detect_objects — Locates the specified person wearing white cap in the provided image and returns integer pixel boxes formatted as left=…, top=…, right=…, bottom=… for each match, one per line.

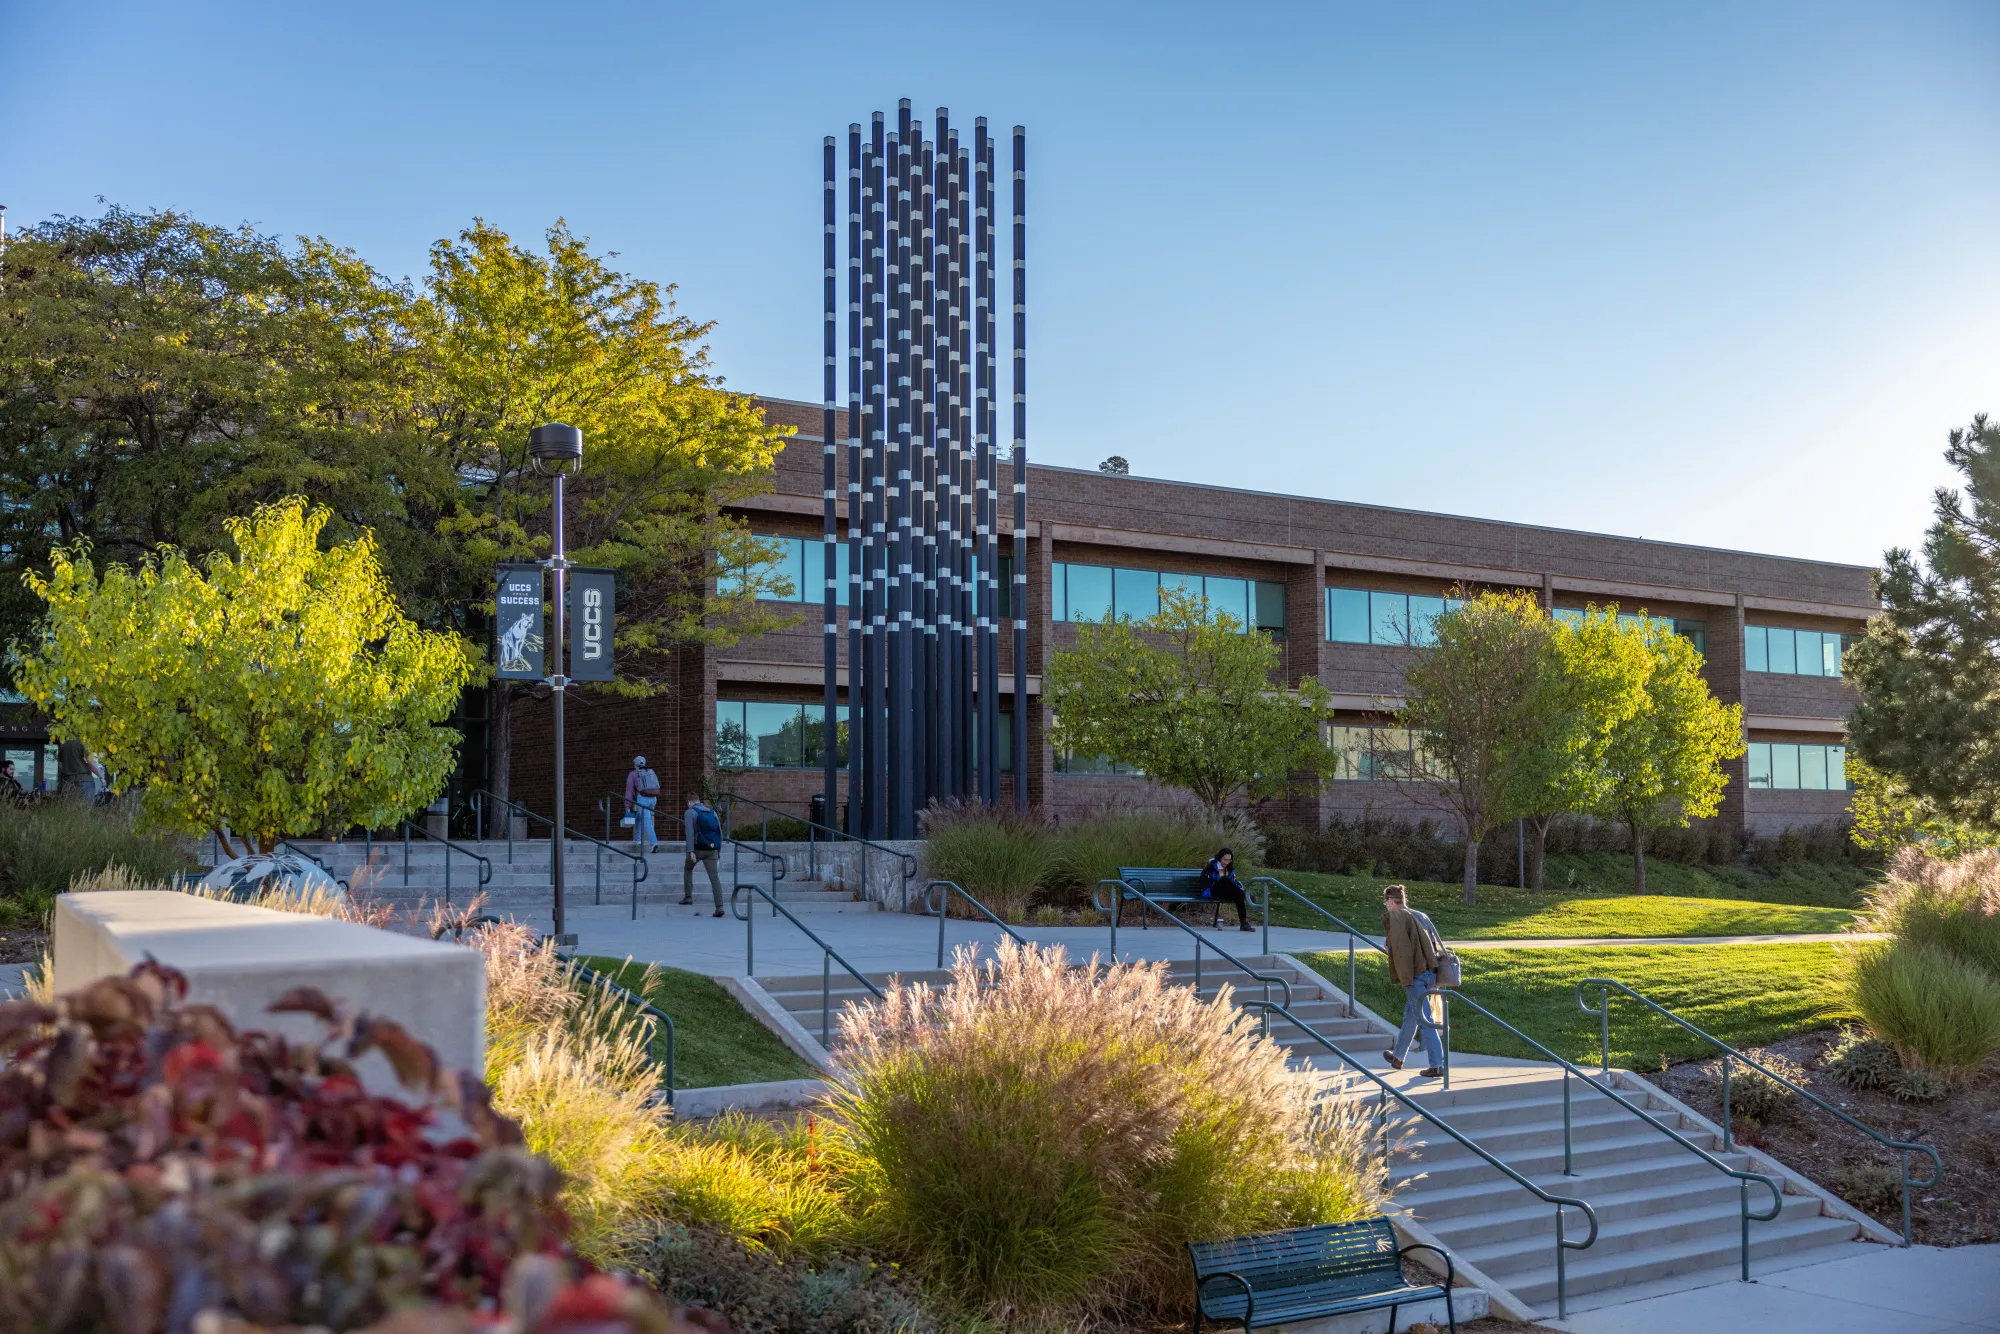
left=623, top=755, right=662, bottom=853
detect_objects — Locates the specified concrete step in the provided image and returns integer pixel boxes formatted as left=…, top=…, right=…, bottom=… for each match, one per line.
left=1461, top=1191, right=1832, bottom=1276
left=1496, top=1213, right=1860, bottom=1309
left=1411, top=1173, right=1799, bottom=1250
left=1394, top=1127, right=1751, bottom=1195
left=1397, top=1151, right=1757, bottom=1222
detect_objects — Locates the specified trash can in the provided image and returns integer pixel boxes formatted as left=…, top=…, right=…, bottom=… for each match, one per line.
left=425, top=798, right=449, bottom=840
left=809, top=794, right=828, bottom=831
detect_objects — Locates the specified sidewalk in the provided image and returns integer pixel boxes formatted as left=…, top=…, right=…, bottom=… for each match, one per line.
left=539, top=903, right=1877, bottom=977
left=1548, top=1242, right=2000, bottom=1334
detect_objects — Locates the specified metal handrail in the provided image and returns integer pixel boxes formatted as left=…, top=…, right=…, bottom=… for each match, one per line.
left=1235, top=997, right=1599, bottom=1320
left=1249, top=876, right=1393, bottom=1008
left=559, top=953, right=677, bottom=1107
left=379, top=820, right=492, bottom=910
left=469, top=789, right=649, bottom=918
left=594, top=790, right=794, bottom=915
left=730, top=881, right=884, bottom=1046
left=718, top=790, right=919, bottom=907
left=1091, top=879, right=1294, bottom=1009
left=921, top=879, right=1028, bottom=968
left=1431, top=986, right=1783, bottom=1281
left=1579, top=977, right=1942, bottom=1245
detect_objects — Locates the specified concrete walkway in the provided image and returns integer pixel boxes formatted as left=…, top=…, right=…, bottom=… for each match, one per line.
left=1548, top=1242, right=2000, bottom=1334
left=540, top=903, right=1877, bottom=976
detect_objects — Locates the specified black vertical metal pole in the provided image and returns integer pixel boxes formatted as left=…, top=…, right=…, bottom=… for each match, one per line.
left=945, top=125, right=968, bottom=799
left=821, top=136, right=840, bottom=823
left=550, top=469, right=569, bottom=935
left=846, top=124, right=863, bottom=830
left=866, top=113, right=887, bottom=839
left=891, top=107, right=915, bottom=837
left=975, top=119, right=999, bottom=805
left=957, top=139, right=977, bottom=798
left=915, top=127, right=936, bottom=816
left=1010, top=125, right=1028, bottom=810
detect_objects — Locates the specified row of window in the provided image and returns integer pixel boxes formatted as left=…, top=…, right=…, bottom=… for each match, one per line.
left=1326, top=591, right=1710, bottom=654
left=1747, top=742, right=1848, bottom=791
left=1552, top=607, right=1710, bottom=657
left=1050, top=562, right=1288, bottom=633
left=724, top=536, right=1013, bottom=616
left=715, top=700, right=1012, bottom=771
left=1325, top=725, right=1437, bottom=782
left=1747, top=626, right=1855, bottom=678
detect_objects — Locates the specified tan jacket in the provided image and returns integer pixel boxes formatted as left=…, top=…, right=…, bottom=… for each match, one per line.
left=1383, top=904, right=1440, bottom=987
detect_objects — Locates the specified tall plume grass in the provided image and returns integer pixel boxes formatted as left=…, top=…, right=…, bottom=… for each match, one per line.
left=824, top=939, right=1385, bottom=1326
left=1829, top=846, right=2000, bottom=1076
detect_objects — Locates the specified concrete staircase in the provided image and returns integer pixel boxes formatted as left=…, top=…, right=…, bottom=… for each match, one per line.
left=202, top=837, right=876, bottom=917
left=1382, top=1067, right=1863, bottom=1315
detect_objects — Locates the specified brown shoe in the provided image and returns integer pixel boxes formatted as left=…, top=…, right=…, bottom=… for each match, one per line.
left=712, top=908, right=725, bottom=918
left=1419, top=1068, right=1444, bottom=1079
left=1382, top=1052, right=1404, bottom=1070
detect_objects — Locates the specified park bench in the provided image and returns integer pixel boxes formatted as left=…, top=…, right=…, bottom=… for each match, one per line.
left=1102, top=866, right=1228, bottom=927
left=1189, top=1216, right=1456, bottom=1334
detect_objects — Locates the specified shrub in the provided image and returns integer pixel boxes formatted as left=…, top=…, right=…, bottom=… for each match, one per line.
left=823, top=940, right=1384, bottom=1326
left=919, top=802, right=1055, bottom=917
left=1837, top=1161, right=1907, bottom=1213
left=1823, top=1029, right=1901, bottom=1089
left=0, top=961, right=595, bottom=1330
left=1890, top=1066, right=1949, bottom=1103
left=1830, top=940, right=2000, bottom=1075
left=646, top=1222, right=944, bottom=1334
left=1729, top=1050, right=1808, bottom=1125
left=1860, top=847, right=2000, bottom=980
left=1043, top=806, right=1234, bottom=902
left=0, top=797, right=194, bottom=919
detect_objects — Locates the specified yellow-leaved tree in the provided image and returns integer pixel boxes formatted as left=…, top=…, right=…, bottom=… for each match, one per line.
left=15, top=498, right=474, bottom=855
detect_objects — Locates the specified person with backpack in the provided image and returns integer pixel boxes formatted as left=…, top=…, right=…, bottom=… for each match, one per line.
left=682, top=793, right=725, bottom=916
left=1380, top=883, right=1446, bottom=1078
left=623, top=756, right=663, bottom=853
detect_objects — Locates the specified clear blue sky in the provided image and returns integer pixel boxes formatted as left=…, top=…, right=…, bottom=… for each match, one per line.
left=6, top=1, right=1996, bottom=570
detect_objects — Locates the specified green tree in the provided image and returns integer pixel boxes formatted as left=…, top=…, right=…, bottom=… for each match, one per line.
left=1045, top=586, right=1333, bottom=820
left=1397, top=590, right=1560, bottom=906
left=1595, top=621, right=1745, bottom=893
left=13, top=499, right=474, bottom=854
left=1845, top=756, right=1990, bottom=856
left=1845, top=415, right=2000, bottom=828
left=1512, top=608, right=1653, bottom=891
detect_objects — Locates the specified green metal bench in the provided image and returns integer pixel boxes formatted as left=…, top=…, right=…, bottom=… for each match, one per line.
left=1108, top=865, right=1226, bottom=927
left=1188, top=1217, right=1456, bottom=1334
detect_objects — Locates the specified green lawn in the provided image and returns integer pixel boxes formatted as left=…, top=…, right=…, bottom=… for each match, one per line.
left=1255, top=860, right=1864, bottom=941
left=580, top=956, right=817, bottom=1090
left=1302, top=941, right=1842, bottom=1070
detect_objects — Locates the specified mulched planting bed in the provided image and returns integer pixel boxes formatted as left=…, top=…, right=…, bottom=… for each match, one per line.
left=1643, top=1028, right=2000, bottom=1245
left=0, top=926, right=47, bottom=964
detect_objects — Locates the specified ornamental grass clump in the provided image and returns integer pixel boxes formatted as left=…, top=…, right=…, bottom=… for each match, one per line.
left=1830, top=939, right=2000, bottom=1076
left=1860, top=847, right=2000, bottom=980
left=919, top=802, right=1055, bottom=918
left=823, top=940, right=1384, bottom=1327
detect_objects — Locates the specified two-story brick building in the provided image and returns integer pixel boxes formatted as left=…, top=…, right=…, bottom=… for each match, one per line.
left=505, top=396, right=1874, bottom=839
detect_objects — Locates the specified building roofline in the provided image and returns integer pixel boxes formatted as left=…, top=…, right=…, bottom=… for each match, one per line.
left=751, top=394, right=1875, bottom=575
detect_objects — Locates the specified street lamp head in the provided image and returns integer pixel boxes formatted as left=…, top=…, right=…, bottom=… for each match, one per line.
left=529, top=423, right=583, bottom=472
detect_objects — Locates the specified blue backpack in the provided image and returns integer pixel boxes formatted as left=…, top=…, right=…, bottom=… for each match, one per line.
left=691, top=805, right=722, bottom=851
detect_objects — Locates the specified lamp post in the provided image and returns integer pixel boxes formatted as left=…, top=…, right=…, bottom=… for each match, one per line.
left=531, top=422, right=583, bottom=944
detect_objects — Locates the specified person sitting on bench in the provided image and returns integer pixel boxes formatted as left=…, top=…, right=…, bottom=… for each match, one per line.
left=1200, top=847, right=1254, bottom=932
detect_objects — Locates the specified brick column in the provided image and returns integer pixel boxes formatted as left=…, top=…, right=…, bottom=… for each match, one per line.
left=1711, top=593, right=1750, bottom=843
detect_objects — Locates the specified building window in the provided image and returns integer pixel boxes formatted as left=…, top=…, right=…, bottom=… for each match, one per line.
left=1051, top=561, right=1285, bottom=634
left=723, top=535, right=1011, bottom=615
left=1324, top=724, right=1441, bottom=781
left=1746, top=625, right=1854, bottom=677
left=1549, top=607, right=1708, bottom=657
left=1327, top=588, right=1465, bottom=647
left=716, top=701, right=849, bottom=769
left=1745, top=741, right=1847, bottom=791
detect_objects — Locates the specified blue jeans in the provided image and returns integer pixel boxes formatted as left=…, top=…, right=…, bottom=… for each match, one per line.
left=1393, top=969, right=1445, bottom=1068
left=631, top=795, right=657, bottom=848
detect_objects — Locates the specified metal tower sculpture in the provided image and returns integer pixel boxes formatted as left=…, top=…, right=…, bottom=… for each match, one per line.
left=821, top=102, right=1027, bottom=840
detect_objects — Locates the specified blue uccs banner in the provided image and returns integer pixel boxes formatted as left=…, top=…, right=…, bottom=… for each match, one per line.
left=568, top=568, right=616, bottom=682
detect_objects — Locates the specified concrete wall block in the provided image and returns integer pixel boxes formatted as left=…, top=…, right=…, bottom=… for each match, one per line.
left=53, top=891, right=485, bottom=1098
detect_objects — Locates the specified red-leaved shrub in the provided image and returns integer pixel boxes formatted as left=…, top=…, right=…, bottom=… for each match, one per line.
left=0, top=961, right=694, bottom=1333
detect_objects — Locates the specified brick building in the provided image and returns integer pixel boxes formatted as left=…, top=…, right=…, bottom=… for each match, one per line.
left=506, top=396, right=1874, bottom=840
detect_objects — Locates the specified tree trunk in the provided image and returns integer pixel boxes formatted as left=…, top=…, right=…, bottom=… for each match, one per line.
left=489, top=683, right=512, bottom=839
left=1462, top=836, right=1480, bottom=906
left=1630, top=821, right=1647, bottom=894
left=1528, top=814, right=1552, bottom=893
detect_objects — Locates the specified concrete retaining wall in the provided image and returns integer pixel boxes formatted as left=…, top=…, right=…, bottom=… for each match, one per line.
left=53, top=891, right=485, bottom=1097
